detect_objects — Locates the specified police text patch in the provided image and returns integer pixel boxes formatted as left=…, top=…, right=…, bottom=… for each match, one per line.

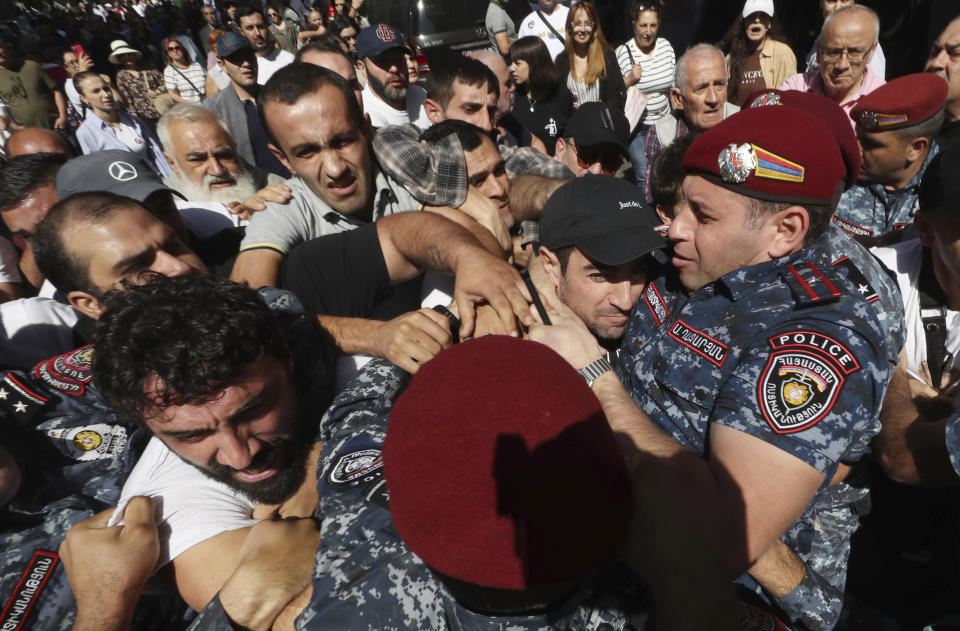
left=668, top=320, right=728, bottom=366
left=758, top=332, right=860, bottom=434
left=0, top=550, right=58, bottom=631
left=643, top=284, right=669, bottom=325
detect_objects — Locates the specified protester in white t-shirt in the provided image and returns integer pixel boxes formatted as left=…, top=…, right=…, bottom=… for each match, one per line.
left=517, top=0, right=570, bottom=60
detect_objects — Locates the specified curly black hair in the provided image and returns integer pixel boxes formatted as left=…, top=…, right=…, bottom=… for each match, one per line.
left=93, top=274, right=289, bottom=425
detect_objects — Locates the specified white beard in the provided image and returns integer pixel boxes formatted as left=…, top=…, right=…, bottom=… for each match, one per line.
left=165, top=168, right=259, bottom=206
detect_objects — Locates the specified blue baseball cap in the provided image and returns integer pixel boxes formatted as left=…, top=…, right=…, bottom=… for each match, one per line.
left=356, top=24, right=411, bottom=60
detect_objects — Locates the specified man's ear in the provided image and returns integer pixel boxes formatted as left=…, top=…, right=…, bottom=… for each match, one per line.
left=268, top=142, right=295, bottom=176
left=668, top=87, right=683, bottom=111
left=68, top=290, right=104, bottom=320
left=423, top=98, right=444, bottom=125
left=554, top=136, right=566, bottom=158
left=766, top=205, right=809, bottom=259
left=539, top=246, right=562, bottom=289
left=163, top=151, right=179, bottom=174
left=906, top=136, right=931, bottom=164
left=356, top=59, right=367, bottom=82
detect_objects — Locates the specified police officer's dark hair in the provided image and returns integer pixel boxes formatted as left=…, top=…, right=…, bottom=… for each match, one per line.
left=235, top=2, right=265, bottom=23
left=33, top=192, right=144, bottom=296
left=747, top=198, right=833, bottom=245
left=0, top=152, right=68, bottom=214
left=258, top=62, right=364, bottom=148
left=425, top=55, right=498, bottom=111
left=293, top=37, right=350, bottom=62
left=893, top=107, right=945, bottom=145
left=650, top=133, right=694, bottom=218
left=421, top=119, right=488, bottom=153
left=93, top=274, right=289, bottom=425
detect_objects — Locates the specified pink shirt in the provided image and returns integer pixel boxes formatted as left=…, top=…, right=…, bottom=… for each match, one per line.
left=779, top=67, right=885, bottom=131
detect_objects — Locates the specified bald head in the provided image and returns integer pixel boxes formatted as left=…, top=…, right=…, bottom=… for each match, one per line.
left=816, top=5, right=879, bottom=102
left=6, top=128, right=73, bottom=159
left=470, top=49, right=512, bottom=121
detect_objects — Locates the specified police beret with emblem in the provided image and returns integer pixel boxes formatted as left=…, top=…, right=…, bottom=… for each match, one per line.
left=384, top=336, right=631, bottom=591
left=851, top=73, right=947, bottom=133
left=744, top=88, right=860, bottom=189
left=682, top=104, right=846, bottom=205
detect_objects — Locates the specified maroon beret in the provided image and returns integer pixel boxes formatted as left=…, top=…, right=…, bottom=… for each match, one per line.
left=682, top=104, right=846, bottom=205
left=744, top=88, right=860, bottom=189
left=851, top=73, right=948, bottom=133
left=384, top=336, right=631, bottom=591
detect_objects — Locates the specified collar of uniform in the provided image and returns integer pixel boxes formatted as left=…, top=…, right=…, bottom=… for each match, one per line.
left=714, top=244, right=822, bottom=302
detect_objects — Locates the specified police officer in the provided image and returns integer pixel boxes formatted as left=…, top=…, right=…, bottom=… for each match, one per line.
left=530, top=102, right=905, bottom=631
left=833, top=73, right=947, bottom=243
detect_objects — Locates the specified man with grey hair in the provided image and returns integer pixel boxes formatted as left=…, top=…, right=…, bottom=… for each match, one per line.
left=158, top=104, right=289, bottom=214
left=639, top=43, right=738, bottom=201
left=781, top=4, right=885, bottom=128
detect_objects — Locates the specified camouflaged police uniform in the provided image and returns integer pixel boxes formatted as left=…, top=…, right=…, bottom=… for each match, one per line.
left=831, top=147, right=939, bottom=240
left=0, top=287, right=329, bottom=631
left=618, top=224, right=905, bottom=631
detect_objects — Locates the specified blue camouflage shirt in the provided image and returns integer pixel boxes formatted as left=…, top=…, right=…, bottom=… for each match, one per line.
left=617, top=224, right=905, bottom=630
left=832, top=145, right=939, bottom=239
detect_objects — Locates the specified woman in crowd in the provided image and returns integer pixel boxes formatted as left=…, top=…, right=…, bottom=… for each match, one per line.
left=162, top=37, right=206, bottom=104
left=509, top=36, right=573, bottom=156
left=555, top=1, right=624, bottom=109
left=328, top=14, right=359, bottom=56
left=723, top=0, right=796, bottom=106
left=74, top=71, right=171, bottom=178
left=110, top=39, right=167, bottom=131
left=267, top=1, right=300, bottom=54
left=62, top=48, right=94, bottom=128
left=205, top=30, right=231, bottom=98
left=299, top=8, right=326, bottom=45
left=616, top=0, right=675, bottom=191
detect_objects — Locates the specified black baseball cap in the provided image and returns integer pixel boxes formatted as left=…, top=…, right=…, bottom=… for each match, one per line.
left=56, top=150, right=185, bottom=202
left=919, top=143, right=960, bottom=214
left=540, top=174, right=667, bottom=266
left=563, top=102, right=630, bottom=157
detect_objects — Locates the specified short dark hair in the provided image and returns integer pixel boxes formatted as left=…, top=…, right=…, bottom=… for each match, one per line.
left=894, top=107, right=945, bottom=145
left=549, top=245, right=575, bottom=275
left=650, top=133, right=694, bottom=215
left=259, top=62, right=364, bottom=147
left=509, top=36, right=560, bottom=102
left=294, top=37, right=350, bottom=62
left=236, top=2, right=265, bottom=22
left=421, top=119, right=489, bottom=152
left=93, top=275, right=289, bottom=426
left=425, top=55, right=498, bottom=111
left=32, top=192, right=142, bottom=295
left=747, top=197, right=834, bottom=245
left=0, top=152, right=67, bottom=214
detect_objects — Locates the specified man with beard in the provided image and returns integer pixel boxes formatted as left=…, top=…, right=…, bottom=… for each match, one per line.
left=355, top=24, right=417, bottom=128
left=236, top=2, right=294, bottom=85
left=158, top=103, right=291, bottom=212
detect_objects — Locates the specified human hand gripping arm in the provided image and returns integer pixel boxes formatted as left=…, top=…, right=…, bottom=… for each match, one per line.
left=60, top=497, right=160, bottom=631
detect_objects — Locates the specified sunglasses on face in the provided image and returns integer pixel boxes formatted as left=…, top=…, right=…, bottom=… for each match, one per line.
left=167, top=46, right=183, bottom=51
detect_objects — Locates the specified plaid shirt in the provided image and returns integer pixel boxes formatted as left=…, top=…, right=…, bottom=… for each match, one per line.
left=372, top=123, right=572, bottom=208
left=642, top=114, right=688, bottom=203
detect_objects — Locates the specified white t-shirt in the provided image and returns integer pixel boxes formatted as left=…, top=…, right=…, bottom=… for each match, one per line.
left=113, top=120, right=149, bottom=155
left=362, top=84, right=412, bottom=128
left=257, top=47, right=295, bottom=85
left=64, top=77, right=84, bottom=116
left=110, top=437, right=257, bottom=569
left=517, top=5, right=570, bottom=60
left=0, top=297, right=79, bottom=370
left=0, top=236, right=21, bottom=284
left=873, top=238, right=960, bottom=384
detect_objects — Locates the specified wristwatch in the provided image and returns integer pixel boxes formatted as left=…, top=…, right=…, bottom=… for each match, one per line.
left=577, top=357, right=613, bottom=387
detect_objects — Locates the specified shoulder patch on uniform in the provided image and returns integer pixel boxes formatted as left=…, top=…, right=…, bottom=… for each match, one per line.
left=643, top=283, right=669, bottom=325
left=832, top=216, right=874, bottom=237
left=329, top=448, right=383, bottom=487
left=32, top=345, right=94, bottom=397
left=758, top=331, right=860, bottom=434
left=0, top=549, right=59, bottom=631
left=0, top=374, right=51, bottom=423
left=667, top=319, right=728, bottom=366
left=46, top=423, right=129, bottom=461
left=832, top=256, right=880, bottom=303
left=781, top=261, right=841, bottom=307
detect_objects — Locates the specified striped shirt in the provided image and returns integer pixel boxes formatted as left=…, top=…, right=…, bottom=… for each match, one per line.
left=615, top=37, right=676, bottom=125
left=164, top=62, right=206, bottom=102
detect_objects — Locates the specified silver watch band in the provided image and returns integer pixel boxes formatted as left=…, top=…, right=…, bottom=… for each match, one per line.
left=577, top=357, right=613, bottom=387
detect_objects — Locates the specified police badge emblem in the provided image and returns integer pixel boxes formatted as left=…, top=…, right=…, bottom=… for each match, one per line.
left=717, top=143, right=756, bottom=184
left=749, top=91, right=781, bottom=108
left=857, top=110, right=879, bottom=130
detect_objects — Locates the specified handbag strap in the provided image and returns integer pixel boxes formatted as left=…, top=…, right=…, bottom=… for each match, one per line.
left=626, top=41, right=636, bottom=65
left=171, top=64, right=204, bottom=102
left=537, top=10, right=565, bottom=44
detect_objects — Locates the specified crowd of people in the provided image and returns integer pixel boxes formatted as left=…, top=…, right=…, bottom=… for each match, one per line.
left=0, top=0, right=959, bottom=629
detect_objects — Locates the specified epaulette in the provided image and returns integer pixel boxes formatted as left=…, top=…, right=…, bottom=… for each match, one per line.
left=0, top=372, right=53, bottom=426
left=781, top=261, right=841, bottom=308
left=31, top=344, right=95, bottom=398
left=832, top=256, right=880, bottom=304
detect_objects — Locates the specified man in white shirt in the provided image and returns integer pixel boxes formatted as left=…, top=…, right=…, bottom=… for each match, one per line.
left=355, top=23, right=419, bottom=128
left=236, top=3, right=294, bottom=84
left=517, top=0, right=570, bottom=60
